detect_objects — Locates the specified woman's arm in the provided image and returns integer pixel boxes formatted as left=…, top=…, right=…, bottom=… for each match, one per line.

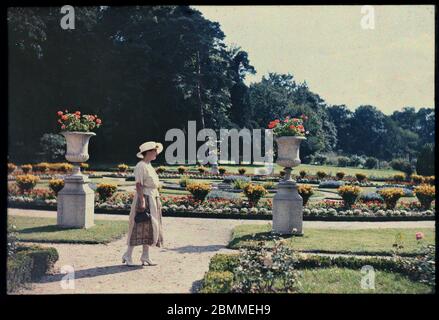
left=136, top=182, right=145, bottom=210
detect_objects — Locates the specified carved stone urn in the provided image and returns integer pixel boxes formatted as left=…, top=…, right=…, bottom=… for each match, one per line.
left=57, top=131, right=96, bottom=229
left=272, top=135, right=306, bottom=235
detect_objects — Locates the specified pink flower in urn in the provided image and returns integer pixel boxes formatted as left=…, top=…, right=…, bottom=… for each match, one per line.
left=415, top=232, right=424, bottom=241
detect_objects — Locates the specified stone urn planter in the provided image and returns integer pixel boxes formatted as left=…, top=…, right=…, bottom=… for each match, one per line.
left=272, top=135, right=306, bottom=235
left=61, top=131, right=95, bottom=173
left=57, top=131, right=96, bottom=229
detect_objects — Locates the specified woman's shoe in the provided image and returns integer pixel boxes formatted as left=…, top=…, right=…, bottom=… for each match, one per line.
left=140, top=257, right=157, bottom=266
left=140, top=251, right=157, bottom=266
left=122, top=253, right=136, bottom=266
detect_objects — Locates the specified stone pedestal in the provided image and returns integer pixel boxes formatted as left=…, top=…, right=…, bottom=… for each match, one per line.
left=272, top=180, right=303, bottom=235
left=57, top=166, right=94, bottom=229
left=272, top=167, right=303, bottom=235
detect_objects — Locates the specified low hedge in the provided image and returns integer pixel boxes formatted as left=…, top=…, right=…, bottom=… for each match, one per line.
left=7, top=201, right=435, bottom=221
left=7, top=245, right=59, bottom=293
left=200, top=252, right=434, bottom=293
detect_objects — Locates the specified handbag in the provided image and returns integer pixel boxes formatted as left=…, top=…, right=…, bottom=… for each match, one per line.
left=134, top=194, right=151, bottom=223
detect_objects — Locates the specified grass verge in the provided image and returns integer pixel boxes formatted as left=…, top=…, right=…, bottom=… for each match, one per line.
left=228, top=224, right=435, bottom=256
left=9, top=216, right=128, bottom=244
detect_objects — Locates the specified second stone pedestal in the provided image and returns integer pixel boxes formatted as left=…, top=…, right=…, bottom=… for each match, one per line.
left=272, top=180, right=303, bottom=236
left=57, top=169, right=95, bottom=229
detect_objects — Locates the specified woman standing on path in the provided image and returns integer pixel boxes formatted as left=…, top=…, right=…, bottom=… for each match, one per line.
left=122, top=141, right=164, bottom=266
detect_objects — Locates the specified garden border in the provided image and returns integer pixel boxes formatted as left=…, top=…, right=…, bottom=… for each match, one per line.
left=8, top=202, right=435, bottom=221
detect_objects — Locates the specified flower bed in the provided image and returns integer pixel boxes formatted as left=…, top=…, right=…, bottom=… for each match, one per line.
left=8, top=190, right=435, bottom=221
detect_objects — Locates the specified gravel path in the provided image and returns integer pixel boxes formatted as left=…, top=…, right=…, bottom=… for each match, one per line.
left=8, top=209, right=434, bottom=294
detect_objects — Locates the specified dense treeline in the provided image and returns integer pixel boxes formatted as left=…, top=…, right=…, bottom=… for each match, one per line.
left=8, top=6, right=435, bottom=165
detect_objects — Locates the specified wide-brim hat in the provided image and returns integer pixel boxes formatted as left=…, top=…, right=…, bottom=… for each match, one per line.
left=136, top=141, right=163, bottom=159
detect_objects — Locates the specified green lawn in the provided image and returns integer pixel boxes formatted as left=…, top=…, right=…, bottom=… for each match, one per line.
left=228, top=224, right=435, bottom=256
left=9, top=216, right=128, bottom=244
left=297, top=267, right=431, bottom=293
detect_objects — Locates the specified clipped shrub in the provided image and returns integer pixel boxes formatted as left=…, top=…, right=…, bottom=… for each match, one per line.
left=364, top=157, right=378, bottom=169
left=279, top=170, right=285, bottom=177
left=316, top=171, right=327, bottom=180
left=8, top=163, right=17, bottom=174
left=177, top=166, right=187, bottom=174
left=7, top=245, right=58, bottom=293
left=33, top=162, right=49, bottom=173
left=355, top=173, right=367, bottom=182
left=414, top=184, right=435, bottom=210
left=416, top=143, right=434, bottom=176
left=393, top=173, right=405, bottom=182
left=186, top=182, right=211, bottom=202
left=15, top=175, right=39, bottom=193
left=117, top=163, right=129, bottom=173
left=319, top=180, right=344, bottom=189
left=21, top=164, right=32, bottom=174
left=48, top=179, right=65, bottom=195
left=410, top=174, right=425, bottom=185
left=338, top=185, right=361, bottom=208
left=197, top=166, right=207, bottom=174
left=7, top=251, right=32, bottom=293
left=243, top=184, right=267, bottom=207
left=156, top=166, right=166, bottom=174
left=238, top=168, right=247, bottom=175
left=299, top=170, right=307, bottom=178
left=96, top=183, right=118, bottom=201
left=336, top=172, right=345, bottom=180
left=297, top=185, right=314, bottom=206
left=179, top=175, right=191, bottom=188
left=337, top=156, right=350, bottom=167
left=200, top=271, right=234, bottom=293
left=377, top=188, right=405, bottom=209
left=208, top=253, right=239, bottom=272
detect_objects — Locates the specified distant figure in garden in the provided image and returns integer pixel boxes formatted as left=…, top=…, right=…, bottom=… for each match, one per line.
left=122, top=141, right=164, bottom=266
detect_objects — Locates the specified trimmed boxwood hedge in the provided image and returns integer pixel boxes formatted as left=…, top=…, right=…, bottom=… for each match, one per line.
left=7, top=201, right=435, bottom=221
left=200, top=253, right=433, bottom=293
left=7, top=245, right=59, bottom=293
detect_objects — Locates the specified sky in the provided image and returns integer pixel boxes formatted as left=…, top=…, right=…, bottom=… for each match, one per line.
left=192, top=5, right=435, bottom=115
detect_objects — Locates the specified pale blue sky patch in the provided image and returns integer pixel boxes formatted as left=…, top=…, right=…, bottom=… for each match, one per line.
left=192, top=5, right=434, bottom=114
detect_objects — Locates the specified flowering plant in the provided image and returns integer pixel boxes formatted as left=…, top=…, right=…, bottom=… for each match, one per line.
left=96, top=183, right=118, bottom=202
left=268, top=115, right=308, bottom=137
left=414, top=184, right=435, bottom=210
left=297, top=185, right=314, bottom=206
left=378, top=187, right=405, bottom=210
left=186, top=182, right=212, bottom=202
left=15, top=174, right=40, bottom=193
left=243, top=183, right=267, bottom=207
left=57, top=110, right=102, bottom=132
left=337, top=185, right=362, bottom=208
